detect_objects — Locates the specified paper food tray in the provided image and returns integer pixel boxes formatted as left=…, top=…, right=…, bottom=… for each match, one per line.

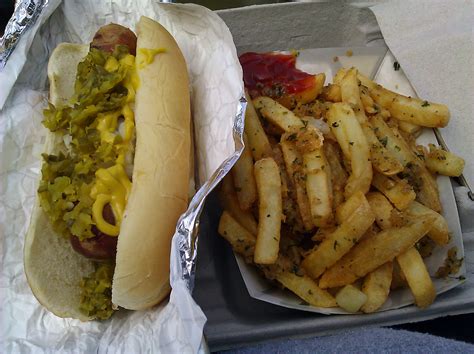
left=234, top=47, right=465, bottom=315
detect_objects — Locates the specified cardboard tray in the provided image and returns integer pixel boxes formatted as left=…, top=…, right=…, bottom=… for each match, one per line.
left=192, top=2, right=474, bottom=351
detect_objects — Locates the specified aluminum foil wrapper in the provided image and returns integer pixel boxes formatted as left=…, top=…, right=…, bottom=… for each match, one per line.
left=0, top=0, right=46, bottom=70
left=0, top=1, right=245, bottom=352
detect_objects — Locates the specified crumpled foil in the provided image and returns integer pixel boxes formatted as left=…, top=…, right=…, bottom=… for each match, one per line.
left=0, top=0, right=47, bottom=70
left=0, top=1, right=245, bottom=352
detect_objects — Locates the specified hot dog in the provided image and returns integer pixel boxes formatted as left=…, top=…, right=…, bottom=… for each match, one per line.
left=24, top=16, right=191, bottom=320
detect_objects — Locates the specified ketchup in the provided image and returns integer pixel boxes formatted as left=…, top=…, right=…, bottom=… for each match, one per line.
left=239, top=52, right=315, bottom=99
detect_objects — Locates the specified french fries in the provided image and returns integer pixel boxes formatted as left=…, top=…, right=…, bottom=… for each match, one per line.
left=323, top=141, right=347, bottom=210
left=280, top=137, right=314, bottom=230
left=275, top=271, right=337, bottom=308
left=244, top=91, right=273, bottom=160
left=232, top=133, right=257, bottom=210
left=424, top=144, right=465, bottom=177
left=302, top=192, right=374, bottom=279
left=335, top=190, right=367, bottom=224
left=371, top=172, right=416, bottom=210
left=218, top=62, right=464, bottom=313
left=335, top=284, right=368, bottom=313
left=358, top=72, right=450, bottom=128
left=369, top=85, right=450, bottom=128
left=366, top=192, right=394, bottom=230
left=219, top=175, right=258, bottom=235
left=339, top=68, right=367, bottom=124
left=321, top=84, right=341, bottom=102
left=361, top=262, right=393, bottom=313
left=253, top=96, right=305, bottom=132
left=327, top=103, right=372, bottom=198
left=319, top=215, right=435, bottom=288
left=396, top=247, right=436, bottom=308
left=366, top=193, right=437, bottom=307
left=303, top=145, right=333, bottom=227
left=218, top=211, right=255, bottom=262
left=339, top=68, right=404, bottom=176
left=254, top=158, right=282, bottom=264
left=406, top=201, right=449, bottom=245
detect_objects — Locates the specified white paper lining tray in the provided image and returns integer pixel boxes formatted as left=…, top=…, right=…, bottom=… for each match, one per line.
left=191, top=3, right=474, bottom=350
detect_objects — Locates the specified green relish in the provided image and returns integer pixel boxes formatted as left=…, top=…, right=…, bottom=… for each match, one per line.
left=79, top=263, right=115, bottom=320
left=39, top=45, right=136, bottom=320
left=39, top=46, right=131, bottom=241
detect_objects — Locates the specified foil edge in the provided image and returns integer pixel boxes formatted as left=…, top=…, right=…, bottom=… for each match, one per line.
left=0, top=0, right=47, bottom=70
left=174, top=95, right=247, bottom=291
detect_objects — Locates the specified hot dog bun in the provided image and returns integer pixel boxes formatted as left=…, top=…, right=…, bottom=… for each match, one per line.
left=112, top=17, right=190, bottom=310
left=24, top=16, right=191, bottom=318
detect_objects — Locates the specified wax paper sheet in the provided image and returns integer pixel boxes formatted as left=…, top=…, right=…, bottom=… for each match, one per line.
left=235, top=47, right=466, bottom=315
left=0, top=1, right=244, bottom=352
left=370, top=0, right=473, bottom=193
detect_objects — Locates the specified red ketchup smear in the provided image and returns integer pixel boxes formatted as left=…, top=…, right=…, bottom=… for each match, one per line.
left=239, top=52, right=315, bottom=98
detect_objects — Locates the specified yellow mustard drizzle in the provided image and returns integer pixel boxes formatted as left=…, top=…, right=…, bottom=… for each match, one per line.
left=90, top=164, right=131, bottom=235
left=136, top=48, right=166, bottom=70
left=91, top=52, right=139, bottom=235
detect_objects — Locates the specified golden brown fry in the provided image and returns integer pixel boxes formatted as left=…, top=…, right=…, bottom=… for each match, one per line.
left=273, top=144, right=305, bottom=231
left=293, top=100, right=327, bottom=120
left=253, top=96, right=305, bottom=132
left=311, top=226, right=337, bottom=242
left=302, top=193, right=374, bottom=279
left=276, top=73, right=326, bottom=109
left=339, top=69, right=403, bottom=176
left=370, top=115, right=441, bottom=211
left=369, top=84, right=450, bottom=128
left=370, top=114, right=413, bottom=166
left=372, top=172, right=416, bottom=210
left=366, top=192, right=394, bottom=230
left=254, top=158, right=282, bottom=264
left=409, top=162, right=441, bottom=213
left=232, top=133, right=258, bottom=210
left=244, top=91, right=273, bottom=160
left=303, top=145, right=333, bottom=227
left=406, top=201, right=449, bottom=245
left=312, top=73, right=326, bottom=100
left=219, top=175, right=258, bottom=235
left=321, top=84, right=342, bottom=102
left=294, top=125, right=324, bottom=154
left=398, top=120, right=422, bottom=136
left=363, top=124, right=404, bottom=176
left=397, top=247, right=436, bottom=308
left=339, top=67, right=367, bottom=124
left=218, top=211, right=256, bottom=261
left=357, top=72, right=449, bottom=128
left=323, top=141, right=347, bottom=210
left=391, top=261, right=408, bottom=290
left=334, top=67, right=349, bottom=85
left=361, top=262, right=393, bottom=313
left=327, top=103, right=372, bottom=198
left=335, top=284, right=368, bottom=313
left=359, top=85, right=378, bottom=115
left=424, top=144, right=465, bottom=177
left=335, top=191, right=366, bottom=225
left=319, top=215, right=435, bottom=288
left=275, top=271, right=337, bottom=308
left=280, top=137, right=314, bottom=231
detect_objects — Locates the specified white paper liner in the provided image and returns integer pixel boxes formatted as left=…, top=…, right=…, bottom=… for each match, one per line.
left=0, top=1, right=244, bottom=352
